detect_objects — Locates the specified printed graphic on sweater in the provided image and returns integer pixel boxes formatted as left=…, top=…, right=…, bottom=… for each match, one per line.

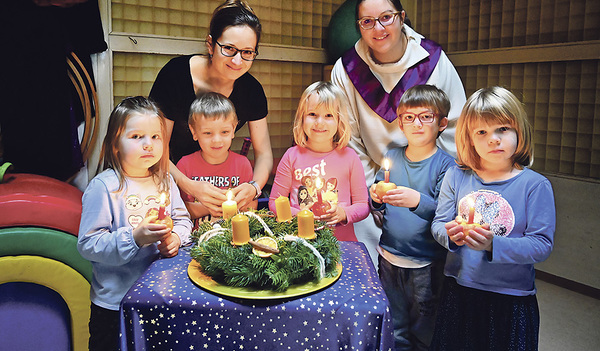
left=458, top=190, right=515, bottom=237
left=294, top=160, right=338, bottom=210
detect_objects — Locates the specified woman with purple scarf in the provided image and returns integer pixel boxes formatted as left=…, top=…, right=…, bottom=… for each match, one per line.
left=331, top=0, right=466, bottom=266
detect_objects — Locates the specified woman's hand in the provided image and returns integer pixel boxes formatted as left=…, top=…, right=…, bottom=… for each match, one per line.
left=315, top=203, right=347, bottom=226
left=132, top=216, right=171, bottom=247
left=231, top=182, right=258, bottom=210
left=170, top=161, right=227, bottom=217
left=381, top=186, right=420, bottom=208
left=157, top=232, right=181, bottom=258
left=187, top=180, right=227, bottom=216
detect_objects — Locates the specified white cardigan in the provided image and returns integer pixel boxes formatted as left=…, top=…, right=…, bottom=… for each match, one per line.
left=331, top=24, right=466, bottom=184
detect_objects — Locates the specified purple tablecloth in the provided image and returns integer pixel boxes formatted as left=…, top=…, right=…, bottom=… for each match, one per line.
left=120, top=241, right=393, bottom=350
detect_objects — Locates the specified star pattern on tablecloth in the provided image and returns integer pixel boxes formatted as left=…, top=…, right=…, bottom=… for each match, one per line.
left=120, top=243, right=394, bottom=351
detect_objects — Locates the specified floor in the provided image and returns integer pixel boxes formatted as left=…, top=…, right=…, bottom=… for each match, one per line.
left=536, top=279, right=600, bottom=350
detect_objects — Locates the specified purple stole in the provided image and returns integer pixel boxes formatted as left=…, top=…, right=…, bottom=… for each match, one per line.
left=341, top=39, right=442, bottom=123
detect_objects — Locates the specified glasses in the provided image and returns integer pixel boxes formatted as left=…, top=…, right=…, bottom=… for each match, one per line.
left=357, top=11, right=401, bottom=30
left=399, top=111, right=438, bottom=124
left=215, top=41, right=258, bottom=61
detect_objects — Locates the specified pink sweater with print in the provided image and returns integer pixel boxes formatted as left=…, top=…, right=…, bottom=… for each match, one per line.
left=269, top=146, right=369, bottom=241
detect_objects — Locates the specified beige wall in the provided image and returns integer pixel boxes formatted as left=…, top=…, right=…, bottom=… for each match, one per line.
left=96, top=0, right=600, bottom=290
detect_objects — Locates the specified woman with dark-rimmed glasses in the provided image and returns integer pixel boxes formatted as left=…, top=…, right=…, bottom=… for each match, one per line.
left=150, top=0, right=272, bottom=216
left=330, top=1, right=466, bottom=349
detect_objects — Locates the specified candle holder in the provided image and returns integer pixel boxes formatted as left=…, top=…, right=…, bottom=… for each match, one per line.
left=375, top=158, right=397, bottom=198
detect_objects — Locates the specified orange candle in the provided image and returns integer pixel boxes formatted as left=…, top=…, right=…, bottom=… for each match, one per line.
left=222, top=189, right=238, bottom=219
left=297, top=209, right=315, bottom=239
left=383, top=158, right=390, bottom=183
left=158, top=193, right=167, bottom=220
left=275, top=196, right=292, bottom=222
left=231, top=213, right=250, bottom=245
left=467, top=198, right=475, bottom=224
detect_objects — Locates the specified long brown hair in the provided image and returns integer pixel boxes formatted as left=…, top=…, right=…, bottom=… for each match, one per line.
left=100, top=96, right=170, bottom=192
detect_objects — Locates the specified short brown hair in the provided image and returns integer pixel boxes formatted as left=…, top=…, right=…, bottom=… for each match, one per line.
left=456, top=86, right=533, bottom=171
left=188, top=91, right=238, bottom=128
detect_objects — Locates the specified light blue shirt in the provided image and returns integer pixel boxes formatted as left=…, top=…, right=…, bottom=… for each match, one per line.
left=78, top=169, right=192, bottom=310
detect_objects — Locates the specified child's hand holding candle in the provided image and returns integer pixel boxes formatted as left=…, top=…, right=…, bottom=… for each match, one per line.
left=375, top=158, right=397, bottom=198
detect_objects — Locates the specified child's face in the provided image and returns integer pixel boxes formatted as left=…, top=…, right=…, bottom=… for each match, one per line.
left=118, top=113, right=163, bottom=177
left=303, top=94, right=338, bottom=150
left=470, top=120, right=518, bottom=169
left=398, top=106, right=447, bottom=148
left=189, top=114, right=236, bottom=164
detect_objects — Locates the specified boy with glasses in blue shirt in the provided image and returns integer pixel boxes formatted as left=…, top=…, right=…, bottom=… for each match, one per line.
left=369, top=84, right=455, bottom=351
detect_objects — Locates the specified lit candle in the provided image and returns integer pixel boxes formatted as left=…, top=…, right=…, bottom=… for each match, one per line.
left=275, top=196, right=292, bottom=222
left=467, top=197, right=475, bottom=224
left=158, top=193, right=167, bottom=220
left=315, top=177, right=324, bottom=203
left=222, top=189, right=238, bottom=219
left=231, top=213, right=250, bottom=245
left=383, top=158, right=390, bottom=183
left=297, top=209, right=315, bottom=239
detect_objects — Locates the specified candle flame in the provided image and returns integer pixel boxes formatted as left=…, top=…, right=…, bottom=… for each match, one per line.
left=467, top=197, right=475, bottom=208
left=315, top=177, right=323, bottom=190
left=383, top=158, right=390, bottom=171
left=226, top=189, right=234, bottom=201
left=159, top=192, right=166, bottom=205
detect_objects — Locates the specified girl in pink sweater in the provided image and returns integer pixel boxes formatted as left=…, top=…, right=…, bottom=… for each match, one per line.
left=269, top=81, right=369, bottom=241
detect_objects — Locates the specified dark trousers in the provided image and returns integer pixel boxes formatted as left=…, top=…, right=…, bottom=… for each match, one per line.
left=379, top=256, right=445, bottom=351
left=89, top=303, right=120, bottom=351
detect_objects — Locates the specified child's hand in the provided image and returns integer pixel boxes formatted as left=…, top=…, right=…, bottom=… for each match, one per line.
left=382, top=186, right=420, bottom=208
left=463, top=224, right=493, bottom=252
left=157, top=232, right=181, bottom=258
left=445, top=219, right=467, bottom=246
left=369, top=184, right=383, bottom=203
left=132, top=215, right=171, bottom=247
left=316, top=203, right=347, bottom=226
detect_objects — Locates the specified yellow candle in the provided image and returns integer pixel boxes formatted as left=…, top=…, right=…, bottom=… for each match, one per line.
left=275, top=196, right=292, bottom=222
left=231, top=213, right=250, bottom=245
left=222, top=190, right=237, bottom=219
left=297, top=209, right=315, bottom=239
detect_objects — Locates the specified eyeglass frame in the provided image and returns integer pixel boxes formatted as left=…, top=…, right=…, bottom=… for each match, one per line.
left=214, top=41, right=258, bottom=61
left=399, top=111, right=439, bottom=124
left=356, top=11, right=401, bottom=30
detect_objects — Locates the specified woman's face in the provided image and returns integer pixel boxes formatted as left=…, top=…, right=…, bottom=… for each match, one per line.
left=357, top=0, right=405, bottom=63
left=208, top=25, right=257, bottom=81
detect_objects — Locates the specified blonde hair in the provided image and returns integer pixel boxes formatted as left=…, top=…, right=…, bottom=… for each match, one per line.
left=456, top=86, right=533, bottom=171
left=292, top=81, right=351, bottom=150
left=100, top=96, right=170, bottom=192
left=189, top=91, right=238, bottom=128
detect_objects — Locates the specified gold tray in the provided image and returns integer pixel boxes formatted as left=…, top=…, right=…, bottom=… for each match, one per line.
left=187, top=259, right=342, bottom=300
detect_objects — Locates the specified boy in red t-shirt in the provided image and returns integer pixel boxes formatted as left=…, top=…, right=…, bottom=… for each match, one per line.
left=176, top=92, right=256, bottom=220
